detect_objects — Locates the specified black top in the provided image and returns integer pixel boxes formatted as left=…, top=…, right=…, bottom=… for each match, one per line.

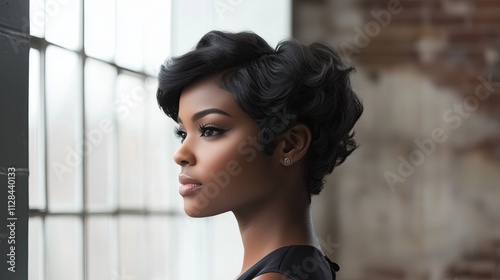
left=237, top=245, right=339, bottom=280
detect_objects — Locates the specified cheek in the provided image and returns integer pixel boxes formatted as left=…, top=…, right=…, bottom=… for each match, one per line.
left=189, top=136, right=277, bottom=216
left=198, top=130, right=251, bottom=171
left=198, top=134, right=272, bottom=191
left=200, top=140, right=242, bottom=172
left=205, top=144, right=274, bottom=192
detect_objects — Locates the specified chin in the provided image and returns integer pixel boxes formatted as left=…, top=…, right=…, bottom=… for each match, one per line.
left=183, top=198, right=225, bottom=218
left=184, top=207, right=207, bottom=217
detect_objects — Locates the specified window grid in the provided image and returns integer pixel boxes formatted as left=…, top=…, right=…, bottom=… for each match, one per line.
left=28, top=1, right=290, bottom=278
left=28, top=1, right=179, bottom=279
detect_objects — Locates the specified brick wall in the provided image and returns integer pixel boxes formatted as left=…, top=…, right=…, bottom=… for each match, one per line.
left=295, top=1, right=500, bottom=279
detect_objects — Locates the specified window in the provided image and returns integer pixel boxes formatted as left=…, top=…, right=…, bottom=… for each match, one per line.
left=28, top=1, right=177, bottom=279
left=29, top=0, right=290, bottom=279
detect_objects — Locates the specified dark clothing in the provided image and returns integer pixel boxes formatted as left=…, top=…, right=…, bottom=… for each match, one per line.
left=237, top=245, right=339, bottom=280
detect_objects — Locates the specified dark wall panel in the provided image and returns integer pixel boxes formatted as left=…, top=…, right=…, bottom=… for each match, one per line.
left=0, top=1, right=30, bottom=279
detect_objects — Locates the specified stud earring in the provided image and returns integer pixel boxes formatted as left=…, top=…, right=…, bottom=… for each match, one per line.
left=283, top=158, right=291, bottom=166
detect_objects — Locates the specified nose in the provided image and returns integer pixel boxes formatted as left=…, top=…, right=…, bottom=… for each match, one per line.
left=173, top=141, right=196, bottom=166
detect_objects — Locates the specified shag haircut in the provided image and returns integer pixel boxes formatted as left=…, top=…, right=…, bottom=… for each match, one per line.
left=157, top=30, right=363, bottom=196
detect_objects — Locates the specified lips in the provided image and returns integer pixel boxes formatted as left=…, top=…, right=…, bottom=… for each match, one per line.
left=179, top=174, right=202, bottom=185
left=178, top=174, right=203, bottom=196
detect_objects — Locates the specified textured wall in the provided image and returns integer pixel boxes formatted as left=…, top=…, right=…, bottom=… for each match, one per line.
left=298, top=1, right=500, bottom=279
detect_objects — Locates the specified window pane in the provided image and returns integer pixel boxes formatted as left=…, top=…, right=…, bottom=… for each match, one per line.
left=30, top=0, right=45, bottom=37
left=45, top=0, right=81, bottom=50
left=46, top=217, right=83, bottom=280
left=46, top=46, right=82, bottom=212
left=85, top=59, right=117, bottom=211
left=116, top=0, right=143, bottom=71
left=29, top=48, right=46, bottom=210
left=211, top=214, right=243, bottom=279
left=87, top=216, right=116, bottom=280
left=177, top=218, right=210, bottom=279
left=116, top=74, right=146, bottom=209
left=28, top=217, right=44, bottom=280
left=144, top=78, right=174, bottom=210
left=84, top=0, right=115, bottom=61
left=143, top=0, right=171, bottom=76
left=146, top=216, right=172, bottom=279
left=118, top=216, right=145, bottom=279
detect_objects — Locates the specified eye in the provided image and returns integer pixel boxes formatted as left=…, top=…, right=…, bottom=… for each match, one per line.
left=173, top=127, right=186, bottom=142
left=198, top=124, right=227, bottom=138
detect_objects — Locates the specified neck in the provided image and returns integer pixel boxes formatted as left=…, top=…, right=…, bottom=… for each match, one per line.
left=233, top=190, right=320, bottom=275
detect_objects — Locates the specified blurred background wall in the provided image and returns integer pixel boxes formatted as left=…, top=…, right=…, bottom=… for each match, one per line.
left=301, top=1, right=500, bottom=279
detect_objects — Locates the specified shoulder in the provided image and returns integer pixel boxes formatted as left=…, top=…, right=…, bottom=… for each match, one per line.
left=238, top=245, right=337, bottom=280
left=253, top=272, right=292, bottom=280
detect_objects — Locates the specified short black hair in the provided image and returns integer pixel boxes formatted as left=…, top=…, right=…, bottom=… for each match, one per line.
left=157, top=30, right=363, bottom=196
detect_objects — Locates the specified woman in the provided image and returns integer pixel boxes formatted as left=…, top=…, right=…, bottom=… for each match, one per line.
left=157, top=30, right=363, bottom=280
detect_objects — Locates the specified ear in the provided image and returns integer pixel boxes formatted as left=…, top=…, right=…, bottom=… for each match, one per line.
left=275, top=123, right=311, bottom=165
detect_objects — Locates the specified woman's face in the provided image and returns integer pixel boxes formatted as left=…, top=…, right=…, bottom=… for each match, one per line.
left=173, top=76, right=283, bottom=217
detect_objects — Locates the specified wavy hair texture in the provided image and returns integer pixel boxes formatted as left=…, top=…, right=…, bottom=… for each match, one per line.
left=157, top=30, right=363, bottom=196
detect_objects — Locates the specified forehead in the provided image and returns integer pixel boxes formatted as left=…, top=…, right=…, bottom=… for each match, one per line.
left=179, top=77, right=237, bottom=115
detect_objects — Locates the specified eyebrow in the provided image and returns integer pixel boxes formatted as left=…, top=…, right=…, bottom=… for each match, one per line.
left=177, top=108, right=232, bottom=124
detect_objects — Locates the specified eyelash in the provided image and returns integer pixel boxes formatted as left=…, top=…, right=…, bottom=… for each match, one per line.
left=174, top=124, right=227, bottom=142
